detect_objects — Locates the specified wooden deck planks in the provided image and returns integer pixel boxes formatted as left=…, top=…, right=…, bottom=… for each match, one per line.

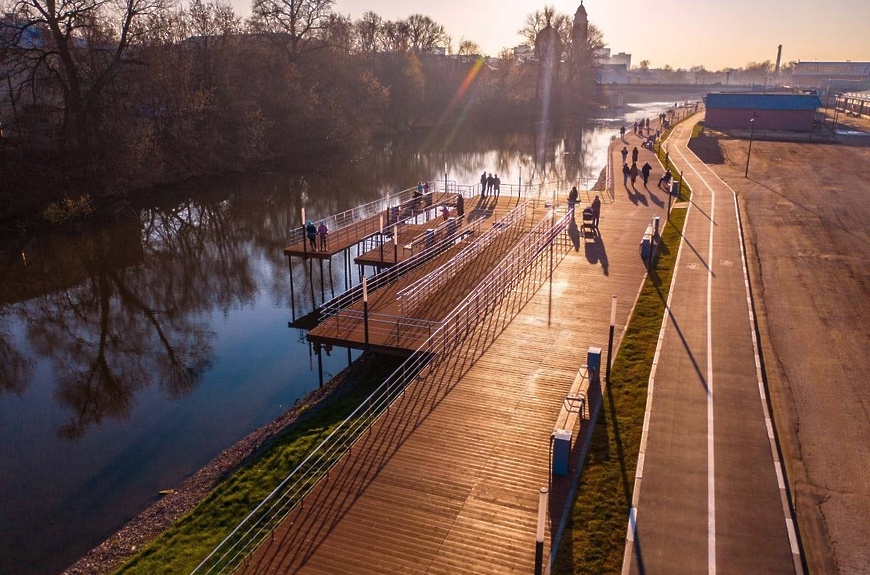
left=237, top=179, right=668, bottom=573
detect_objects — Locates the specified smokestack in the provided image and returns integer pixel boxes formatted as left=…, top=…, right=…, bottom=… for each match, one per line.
left=775, top=45, right=782, bottom=74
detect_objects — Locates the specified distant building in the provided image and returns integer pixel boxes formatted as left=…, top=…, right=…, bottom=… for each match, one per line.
left=791, top=61, right=870, bottom=92
left=598, top=64, right=628, bottom=84
left=836, top=91, right=870, bottom=118
left=609, top=52, right=631, bottom=69
left=705, top=92, right=822, bottom=132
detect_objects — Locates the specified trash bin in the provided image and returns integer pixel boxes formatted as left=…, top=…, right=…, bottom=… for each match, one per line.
left=670, top=179, right=680, bottom=196
left=425, top=229, right=435, bottom=248
left=552, top=429, right=572, bottom=476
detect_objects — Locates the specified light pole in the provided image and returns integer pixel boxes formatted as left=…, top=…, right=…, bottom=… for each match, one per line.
left=832, top=94, right=842, bottom=135
left=744, top=113, right=758, bottom=178
left=606, top=295, right=617, bottom=385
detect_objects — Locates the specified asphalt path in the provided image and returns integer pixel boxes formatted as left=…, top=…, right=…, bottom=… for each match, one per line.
left=623, top=115, right=801, bottom=575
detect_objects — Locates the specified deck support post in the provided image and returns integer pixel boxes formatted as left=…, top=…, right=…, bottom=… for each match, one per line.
left=316, top=343, right=323, bottom=387
left=288, top=255, right=296, bottom=322
left=362, top=276, right=370, bottom=351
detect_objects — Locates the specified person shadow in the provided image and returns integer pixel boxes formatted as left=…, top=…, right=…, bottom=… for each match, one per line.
left=646, top=184, right=665, bottom=208
left=567, top=219, right=582, bottom=251
left=631, top=182, right=648, bottom=206
left=584, top=231, right=610, bottom=276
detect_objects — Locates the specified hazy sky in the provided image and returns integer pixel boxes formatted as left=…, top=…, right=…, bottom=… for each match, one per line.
left=227, top=0, right=870, bottom=71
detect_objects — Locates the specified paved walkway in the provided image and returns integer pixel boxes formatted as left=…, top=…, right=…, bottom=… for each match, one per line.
left=622, top=115, right=801, bottom=575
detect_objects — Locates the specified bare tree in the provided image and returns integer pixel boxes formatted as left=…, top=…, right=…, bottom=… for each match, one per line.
left=457, top=38, right=481, bottom=56
left=1, top=0, right=173, bottom=151
left=403, top=14, right=446, bottom=53
left=249, top=0, right=333, bottom=60
left=519, top=5, right=569, bottom=49
left=355, top=10, right=382, bottom=54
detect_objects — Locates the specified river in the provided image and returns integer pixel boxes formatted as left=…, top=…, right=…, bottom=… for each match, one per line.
left=0, top=100, right=682, bottom=574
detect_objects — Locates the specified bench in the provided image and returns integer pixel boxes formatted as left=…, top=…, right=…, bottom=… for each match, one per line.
left=552, top=366, right=589, bottom=476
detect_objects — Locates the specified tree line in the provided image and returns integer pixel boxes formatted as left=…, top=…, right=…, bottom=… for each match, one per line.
left=0, top=0, right=601, bottom=220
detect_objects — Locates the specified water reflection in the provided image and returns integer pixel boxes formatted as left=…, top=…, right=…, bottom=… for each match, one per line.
left=0, top=112, right=664, bottom=575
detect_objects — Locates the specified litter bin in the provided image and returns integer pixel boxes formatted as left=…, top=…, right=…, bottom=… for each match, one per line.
left=552, top=429, right=572, bottom=476
left=670, top=179, right=680, bottom=196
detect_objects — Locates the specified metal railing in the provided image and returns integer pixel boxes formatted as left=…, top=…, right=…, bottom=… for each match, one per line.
left=191, top=201, right=573, bottom=575
left=316, top=217, right=484, bottom=324
left=396, top=199, right=532, bottom=315
left=288, top=182, right=441, bottom=246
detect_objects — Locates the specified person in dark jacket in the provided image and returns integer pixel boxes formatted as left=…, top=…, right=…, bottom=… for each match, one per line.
left=306, top=221, right=317, bottom=250
left=641, top=161, right=652, bottom=185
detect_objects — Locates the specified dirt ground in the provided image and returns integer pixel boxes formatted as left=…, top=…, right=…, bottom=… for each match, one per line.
left=689, top=119, right=870, bottom=574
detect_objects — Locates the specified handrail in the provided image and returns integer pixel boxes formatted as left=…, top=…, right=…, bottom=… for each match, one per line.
left=396, top=199, right=532, bottom=315
left=190, top=203, right=573, bottom=575
left=316, top=218, right=482, bottom=324
left=288, top=182, right=437, bottom=246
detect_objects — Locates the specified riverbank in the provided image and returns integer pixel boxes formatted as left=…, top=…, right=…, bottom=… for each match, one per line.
left=62, top=354, right=385, bottom=575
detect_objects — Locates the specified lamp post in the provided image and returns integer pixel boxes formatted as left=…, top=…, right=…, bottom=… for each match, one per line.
left=744, top=113, right=758, bottom=178
left=534, top=487, right=548, bottom=575
left=444, top=162, right=448, bottom=194
left=607, top=295, right=617, bottom=385
left=832, top=94, right=842, bottom=135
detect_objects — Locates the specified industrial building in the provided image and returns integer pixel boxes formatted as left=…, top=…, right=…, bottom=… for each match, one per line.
left=704, top=92, right=823, bottom=132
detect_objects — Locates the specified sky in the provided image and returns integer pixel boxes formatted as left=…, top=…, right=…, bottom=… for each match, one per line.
left=226, top=0, right=870, bottom=71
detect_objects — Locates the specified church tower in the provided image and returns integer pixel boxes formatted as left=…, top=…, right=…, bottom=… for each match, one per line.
left=572, top=1, right=588, bottom=51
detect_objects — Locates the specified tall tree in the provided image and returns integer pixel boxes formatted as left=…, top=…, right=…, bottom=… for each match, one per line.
left=403, top=14, right=446, bottom=53
left=249, top=0, right=333, bottom=60
left=1, top=0, right=172, bottom=151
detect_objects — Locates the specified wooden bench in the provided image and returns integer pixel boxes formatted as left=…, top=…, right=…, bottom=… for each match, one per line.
left=552, top=366, right=589, bottom=476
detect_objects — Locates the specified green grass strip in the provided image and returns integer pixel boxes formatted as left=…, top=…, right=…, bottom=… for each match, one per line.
left=552, top=189, right=690, bottom=574
left=114, top=357, right=401, bottom=575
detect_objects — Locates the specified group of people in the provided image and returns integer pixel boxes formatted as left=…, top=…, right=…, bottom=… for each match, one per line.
left=479, top=172, right=501, bottom=198
left=622, top=160, right=653, bottom=187
left=305, top=220, right=329, bottom=251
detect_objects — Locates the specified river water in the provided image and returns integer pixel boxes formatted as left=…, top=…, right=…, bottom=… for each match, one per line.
left=0, top=100, right=680, bottom=574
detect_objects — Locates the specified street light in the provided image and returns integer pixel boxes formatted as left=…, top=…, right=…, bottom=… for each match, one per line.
left=744, top=112, right=759, bottom=178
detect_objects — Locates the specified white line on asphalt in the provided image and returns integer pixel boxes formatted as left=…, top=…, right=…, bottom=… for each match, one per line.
left=675, top=130, right=805, bottom=574
left=671, top=122, right=718, bottom=575
left=620, top=123, right=693, bottom=575
left=705, top=166, right=717, bottom=575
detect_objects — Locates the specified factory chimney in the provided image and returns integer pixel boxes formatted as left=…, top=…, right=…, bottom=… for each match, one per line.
left=775, top=44, right=782, bottom=74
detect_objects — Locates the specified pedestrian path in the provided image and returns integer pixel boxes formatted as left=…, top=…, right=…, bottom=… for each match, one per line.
left=622, top=114, right=802, bottom=575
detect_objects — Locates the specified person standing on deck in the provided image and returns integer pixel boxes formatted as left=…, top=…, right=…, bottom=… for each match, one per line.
left=486, top=173, right=494, bottom=195
left=493, top=174, right=501, bottom=198
left=306, top=221, right=317, bottom=251
left=480, top=171, right=487, bottom=197
left=567, top=186, right=579, bottom=217
left=456, top=194, right=465, bottom=217
left=591, top=195, right=601, bottom=229
left=441, top=205, right=450, bottom=220
left=317, top=220, right=329, bottom=251
left=631, top=146, right=639, bottom=163
left=641, top=161, right=652, bottom=186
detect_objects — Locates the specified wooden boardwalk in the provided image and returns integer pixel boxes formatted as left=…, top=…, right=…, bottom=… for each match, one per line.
left=238, top=146, right=669, bottom=573
left=308, top=197, right=551, bottom=354
left=283, top=192, right=456, bottom=260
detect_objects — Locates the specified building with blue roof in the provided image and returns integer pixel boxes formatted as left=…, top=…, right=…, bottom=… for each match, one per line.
left=705, top=92, right=823, bottom=132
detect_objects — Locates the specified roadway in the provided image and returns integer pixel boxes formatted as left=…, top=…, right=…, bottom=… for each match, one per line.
left=623, top=115, right=801, bottom=575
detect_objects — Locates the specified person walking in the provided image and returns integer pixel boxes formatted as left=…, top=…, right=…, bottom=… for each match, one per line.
left=621, top=146, right=629, bottom=164
left=629, top=162, right=639, bottom=185
left=567, top=186, right=579, bottom=216
left=622, top=162, right=630, bottom=186
left=317, top=220, right=329, bottom=251
left=620, top=125, right=626, bottom=139
left=456, top=193, right=465, bottom=217
left=306, top=220, right=317, bottom=251
left=641, top=161, right=652, bottom=185
left=591, top=195, right=601, bottom=229
left=631, top=146, right=639, bottom=163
